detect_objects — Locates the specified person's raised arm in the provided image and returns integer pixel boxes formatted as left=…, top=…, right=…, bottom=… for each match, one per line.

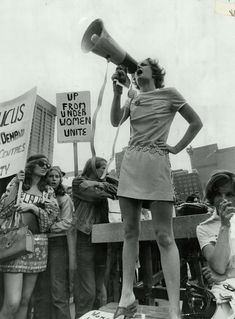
left=110, top=67, right=130, bottom=127
left=199, top=200, right=234, bottom=275
left=202, top=230, right=230, bottom=275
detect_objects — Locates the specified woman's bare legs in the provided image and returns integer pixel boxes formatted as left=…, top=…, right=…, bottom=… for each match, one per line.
left=150, top=201, right=181, bottom=319
left=15, top=273, right=38, bottom=319
left=0, top=273, right=23, bottom=319
left=118, top=197, right=142, bottom=308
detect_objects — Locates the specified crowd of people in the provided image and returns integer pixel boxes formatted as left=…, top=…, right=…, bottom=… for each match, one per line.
left=0, top=155, right=118, bottom=319
left=0, top=57, right=234, bottom=319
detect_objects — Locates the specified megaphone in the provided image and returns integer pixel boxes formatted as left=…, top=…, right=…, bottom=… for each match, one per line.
left=81, top=19, right=137, bottom=74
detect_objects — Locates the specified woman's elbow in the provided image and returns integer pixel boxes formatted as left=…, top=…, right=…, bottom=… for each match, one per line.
left=197, top=119, right=203, bottom=130
left=192, top=119, right=203, bottom=133
left=208, top=261, right=227, bottom=275
left=213, top=266, right=227, bottom=275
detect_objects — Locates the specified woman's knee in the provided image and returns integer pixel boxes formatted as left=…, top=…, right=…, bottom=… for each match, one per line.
left=123, top=223, right=140, bottom=240
left=20, top=294, right=31, bottom=308
left=2, top=299, right=20, bottom=316
left=155, top=230, right=174, bottom=249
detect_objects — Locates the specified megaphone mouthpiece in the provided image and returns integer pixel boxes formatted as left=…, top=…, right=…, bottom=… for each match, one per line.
left=81, top=19, right=137, bottom=74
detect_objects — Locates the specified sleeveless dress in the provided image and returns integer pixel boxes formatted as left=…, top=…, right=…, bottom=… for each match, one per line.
left=117, top=87, right=186, bottom=201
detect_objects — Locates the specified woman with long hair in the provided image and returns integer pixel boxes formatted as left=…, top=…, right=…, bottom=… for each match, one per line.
left=0, top=154, right=59, bottom=319
left=33, top=166, right=74, bottom=319
left=72, top=157, right=118, bottom=319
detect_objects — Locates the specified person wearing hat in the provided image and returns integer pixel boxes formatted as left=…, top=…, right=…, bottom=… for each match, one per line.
left=33, top=165, right=74, bottom=319
left=197, top=170, right=235, bottom=318
left=0, top=154, right=59, bottom=319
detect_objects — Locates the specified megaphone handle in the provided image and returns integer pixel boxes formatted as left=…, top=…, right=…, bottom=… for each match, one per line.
left=114, top=75, right=131, bottom=89
left=113, top=79, right=123, bottom=88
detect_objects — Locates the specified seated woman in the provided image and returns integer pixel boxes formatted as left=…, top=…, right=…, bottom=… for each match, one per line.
left=197, top=170, right=235, bottom=319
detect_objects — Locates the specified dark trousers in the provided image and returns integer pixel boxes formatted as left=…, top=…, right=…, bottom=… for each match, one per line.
left=33, top=236, right=71, bottom=319
left=74, top=231, right=107, bottom=319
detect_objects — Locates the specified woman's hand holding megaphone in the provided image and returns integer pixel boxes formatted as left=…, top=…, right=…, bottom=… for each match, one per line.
left=112, top=65, right=131, bottom=93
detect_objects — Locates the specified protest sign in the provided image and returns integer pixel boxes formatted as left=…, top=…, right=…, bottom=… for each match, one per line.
left=56, top=91, right=91, bottom=143
left=79, top=310, right=114, bottom=319
left=215, top=0, right=235, bottom=16
left=0, top=87, right=37, bottom=178
left=79, top=310, right=145, bottom=319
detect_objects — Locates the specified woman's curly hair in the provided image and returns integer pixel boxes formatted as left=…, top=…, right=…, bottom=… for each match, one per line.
left=23, top=157, right=49, bottom=193
left=133, top=58, right=166, bottom=90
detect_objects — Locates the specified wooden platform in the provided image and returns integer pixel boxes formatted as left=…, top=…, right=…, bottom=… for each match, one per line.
left=92, top=214, right=208, bottom=308
left=100, top=302, right=170, bottom=319
left=92, top=213, right=210, bottom=243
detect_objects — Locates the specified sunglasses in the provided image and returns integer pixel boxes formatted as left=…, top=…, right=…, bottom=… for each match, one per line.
left=36, top=160, right=51, bottom=169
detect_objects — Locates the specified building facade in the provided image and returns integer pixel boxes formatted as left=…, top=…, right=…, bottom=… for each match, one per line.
left=172, top=169, right=203, bottom=202
left=187, top=144, right=235, bottom=189
left=28, top=95, right=56, bottom=163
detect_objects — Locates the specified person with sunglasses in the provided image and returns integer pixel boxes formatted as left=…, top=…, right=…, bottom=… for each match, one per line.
left=32, top=166, right=74, bottom=319
left=0, top=154, right=59, bottom=319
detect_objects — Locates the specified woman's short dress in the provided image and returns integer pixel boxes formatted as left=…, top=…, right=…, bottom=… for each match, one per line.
left=0, top=193, right=48, bottom=273
left=117, top=87, right=186, bottom=201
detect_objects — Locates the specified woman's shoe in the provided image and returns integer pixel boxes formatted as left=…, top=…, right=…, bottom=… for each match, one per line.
left=113, top=300, right=138, bottom=319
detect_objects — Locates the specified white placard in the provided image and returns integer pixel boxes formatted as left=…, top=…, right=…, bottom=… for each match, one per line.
left=56, top=91, right=91, bottom=143
left=0, top=87, right=37, bottom=178
left=79, top=310, right=145, bottom=319
left=79, top=310, right=114, bottom=319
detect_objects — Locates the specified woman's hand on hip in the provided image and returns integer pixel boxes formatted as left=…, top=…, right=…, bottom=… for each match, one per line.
left=156, top=141, right=178, bottom=154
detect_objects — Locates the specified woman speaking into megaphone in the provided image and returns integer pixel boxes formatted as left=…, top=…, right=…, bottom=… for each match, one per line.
left=110, top=58, right=203, bottom=319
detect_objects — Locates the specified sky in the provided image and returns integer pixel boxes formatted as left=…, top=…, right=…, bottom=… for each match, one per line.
left=0, top=0, right=235, bottom=177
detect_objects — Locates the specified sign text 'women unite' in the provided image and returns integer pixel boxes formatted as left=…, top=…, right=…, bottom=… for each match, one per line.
left=56, top=91, right=91, bottom=143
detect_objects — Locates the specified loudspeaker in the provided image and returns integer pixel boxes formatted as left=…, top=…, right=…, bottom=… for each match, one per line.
left=81, top=19, right=137, bottom=74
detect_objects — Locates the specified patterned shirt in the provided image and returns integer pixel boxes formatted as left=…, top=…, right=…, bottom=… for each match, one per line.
left=0, top=177, right=59, bottom=233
